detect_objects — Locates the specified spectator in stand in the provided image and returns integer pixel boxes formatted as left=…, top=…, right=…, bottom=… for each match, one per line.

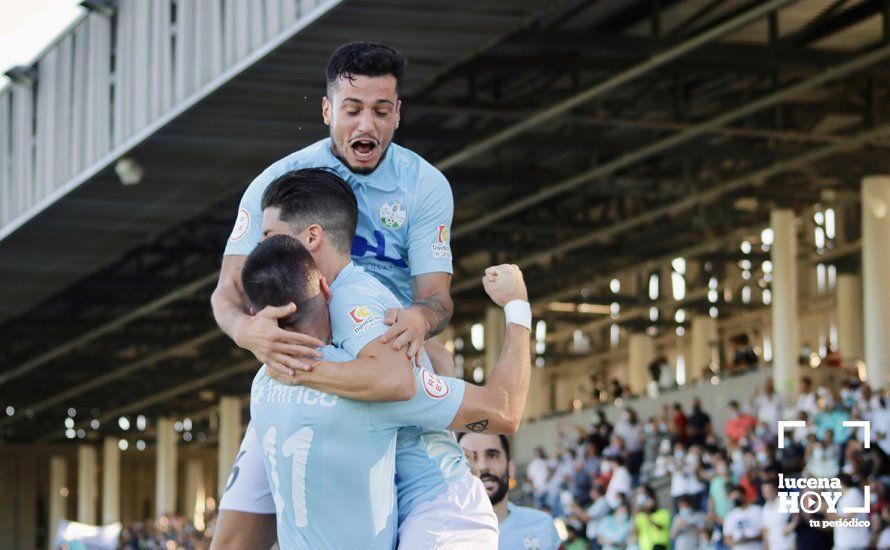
left=672, top=403, right=689, bottom=445
left=729, top=334, right=758, bottom=374
left=834, top=475, right=871, bottom=550
left=633, top=484, right=671, bottom=550
left=708, top=456, right=732, bottom=540
left=670, top=495, right=707, bottom=550
left=815, top=397, right=850, bottom=442
left=527, top=446, right=551, bottom=509
left=724, top=400, right=757, bottom=445
left=610, top=379, right=624, bottom=400
left=751, top=378, right=784, bottom=436
left=723, top=485, right=763, bottom=549
left=603, top=455, right=633, bottom=509
left=759, top=478, right=796, bottom=550
left=614, top=407, right=645, bottom=477
left=596, top=493, right=632, bottom=550
left=796, top=376, right=819, bottom=419
left=687, top=398, right=711, bottom=446
left=571, top=482, right=610, bottom=546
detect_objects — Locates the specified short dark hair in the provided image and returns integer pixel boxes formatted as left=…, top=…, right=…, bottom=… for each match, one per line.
left=241, top=235, right=323, bottom=323
left=260, top=168, right=358, bottom=256
left=325, top=41, right=405, bottom=95
left=457, top=432, right=511, bottom=463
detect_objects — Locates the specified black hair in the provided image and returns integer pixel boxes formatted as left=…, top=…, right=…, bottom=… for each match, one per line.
left=325, top=41, right=405, bottom=95
left=457, top=432, right=511, bottom=463
left=260, top=168, right=358, bottom=256
left=241, top=235, right=322, bottom=323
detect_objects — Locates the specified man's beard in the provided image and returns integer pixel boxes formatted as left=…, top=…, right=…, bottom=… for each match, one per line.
left=480, top=471, right=509, bottom=505
left=330, top=136, right=388, bottom=176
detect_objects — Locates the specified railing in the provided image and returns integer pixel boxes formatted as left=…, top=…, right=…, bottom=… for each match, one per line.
left=0, top=0, right=339, bottom=240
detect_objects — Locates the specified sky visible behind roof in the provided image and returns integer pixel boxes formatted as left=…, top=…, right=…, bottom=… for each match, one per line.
left=0, top=0, right=83, bottom=89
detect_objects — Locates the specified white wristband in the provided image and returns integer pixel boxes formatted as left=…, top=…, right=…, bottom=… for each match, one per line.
left=504, top=300, right=532, bottom=330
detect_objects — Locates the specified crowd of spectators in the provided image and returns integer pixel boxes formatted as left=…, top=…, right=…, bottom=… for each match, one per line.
left=520, top=374, right=890, bottom=549
left=118, top=513, right=214, bottom=549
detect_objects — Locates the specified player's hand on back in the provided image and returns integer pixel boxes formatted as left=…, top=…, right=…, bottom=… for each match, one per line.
left=482, top=264, right=527, bottom=306
left=380, top=307, right=429, bottom=361
left=234, top=302, right=324, bottom=376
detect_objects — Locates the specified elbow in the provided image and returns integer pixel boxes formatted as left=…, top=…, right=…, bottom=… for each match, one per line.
left=492, top=410, right=522, bottom=435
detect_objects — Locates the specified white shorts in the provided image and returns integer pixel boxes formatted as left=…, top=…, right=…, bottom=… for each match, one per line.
left=398, top=471, right=499, bottom=549
left=218, top=422, right=276, bottom=514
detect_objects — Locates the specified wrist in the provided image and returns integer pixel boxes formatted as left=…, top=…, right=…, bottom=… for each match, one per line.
left=504, top=299, right=532, bottom=330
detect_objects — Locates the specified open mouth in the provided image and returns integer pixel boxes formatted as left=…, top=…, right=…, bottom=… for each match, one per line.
left=350, top=138, right=378, bottom=161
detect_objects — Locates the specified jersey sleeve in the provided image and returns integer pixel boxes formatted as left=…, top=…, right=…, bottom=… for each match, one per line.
left=218, top=421, right=276, bottom=514
left=223, top=163, right=290, bottom=257
left=407, top=168, right=454, bottom=277
left=371, top=369, right=466, bottom=431
left=548, top=519, right=562, bottom=549
left=329, top=287, right=391, bottom=357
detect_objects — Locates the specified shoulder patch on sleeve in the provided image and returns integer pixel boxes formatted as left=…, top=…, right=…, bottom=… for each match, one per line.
left=421, top=370, right=450, bottom=399
left=348, top=306, right=383, bottom=334
left=229, top=208, right=251, bottom=241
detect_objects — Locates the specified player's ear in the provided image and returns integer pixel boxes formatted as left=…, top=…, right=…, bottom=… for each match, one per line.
left=322, top=96, right=331, bottom=126
left=319, top=277, right=332, bottom=301
left=305, top=224, right=324, bottom=251
left=394, top=99, right=401, bottom=130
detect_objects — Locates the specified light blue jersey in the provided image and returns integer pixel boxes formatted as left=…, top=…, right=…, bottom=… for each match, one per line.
left=250, top=345, right=466, bottom=549
left=328, top=261, right=470, bottom=521
left=499, top=503, right=562, bottom=550
left=224, top=138, right=454, bottom=305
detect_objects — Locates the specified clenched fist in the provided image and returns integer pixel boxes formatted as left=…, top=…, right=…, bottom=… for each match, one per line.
left=482, top=264, right=527, bottom=307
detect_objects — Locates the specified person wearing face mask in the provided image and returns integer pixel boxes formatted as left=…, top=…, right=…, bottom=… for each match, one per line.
left=708, top=458, right=732, bottom=544
left=459, top=433, right=563, bottom=550
left=633, top=484, right=671, bottom=550
left=603, top=456, right=633, bottom=509
left=751, top=379, right=784, bottom=437
left=725, top=401, right=758, bottom=445
left=722, top=486, right=764, bottom=549
left=614, top=407, right=645, bottom=477
left=759, top=479, right=796, bottom=550
left=596, top=494, right=632, bottom=550
left=671, top=495, right=707, bottom=550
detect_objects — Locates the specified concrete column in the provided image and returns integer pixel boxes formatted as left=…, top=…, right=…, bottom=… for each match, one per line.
left=836, top=273, right=864, bottom=362
left=48, top=456, right=67, bottom=550
left=863, top=176, right=890, bottom=388
left=218, top=398, right=242, bottom=497
left=184, top=459, right=206, bottom=531
left=77, top=445, right=97, bottom=525
left=770, top=209, right=800, bottom=397
left=155, top=417, right=177, bottom=517
left=628, top=333, right=654, bottom=395
left=484, top=305, right=506, bottom=377
left=690, top=315, right=718, bottom=381
left=101, top=437, right=120, bottom=525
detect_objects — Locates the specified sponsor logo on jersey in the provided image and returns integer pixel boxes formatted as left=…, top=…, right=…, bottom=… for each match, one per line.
left=430, top=224, right=452, bottom=259
left=436, top=225, right=449, bottom=244
left=522, top=534, right=542, bottom=549
left=378, top=200, right=407, bottom=230
left=348, top=306, right=382, bottom=335
left=229, top=208, right=250, bottom=241
left=421, top=369, right=450, bottom=399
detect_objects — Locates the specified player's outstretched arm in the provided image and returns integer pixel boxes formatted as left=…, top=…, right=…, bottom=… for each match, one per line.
left=447, top=264, right=531, bottom=435
left=266, top=338, right=417, bottom=402
left=212, top=255, right=324, bottom=373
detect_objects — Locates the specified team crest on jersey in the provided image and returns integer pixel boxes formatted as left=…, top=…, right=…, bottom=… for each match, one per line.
left=522, top=534, right=542, bottom=549
left=379, top=200, right=407, bottom=230
left=348, top=306, right=382, bottom=334
left=229, top=208, right=250, bottom=241
left=421, top=369, right=450, bottom=399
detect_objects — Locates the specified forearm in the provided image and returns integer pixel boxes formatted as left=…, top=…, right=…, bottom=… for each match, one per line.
left=278, top=357, right=414, bottom=402
left=412, top=290, right=453, bottom=337
left=450, top=324, right=530, bottom=434
left=211, top=281, right=251, bottom=344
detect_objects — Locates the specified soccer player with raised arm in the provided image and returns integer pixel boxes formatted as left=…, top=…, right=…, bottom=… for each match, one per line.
left=212, top=170, right=534, bottom=548
left=240, top=233, right=528, bottom=548
left=210, top=41, right=462, bottom=544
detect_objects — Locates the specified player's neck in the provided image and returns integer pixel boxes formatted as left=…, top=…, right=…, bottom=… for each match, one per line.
left=315, top=251, right=352, bottom=285
left=494, top=499, right=509, bottom=524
